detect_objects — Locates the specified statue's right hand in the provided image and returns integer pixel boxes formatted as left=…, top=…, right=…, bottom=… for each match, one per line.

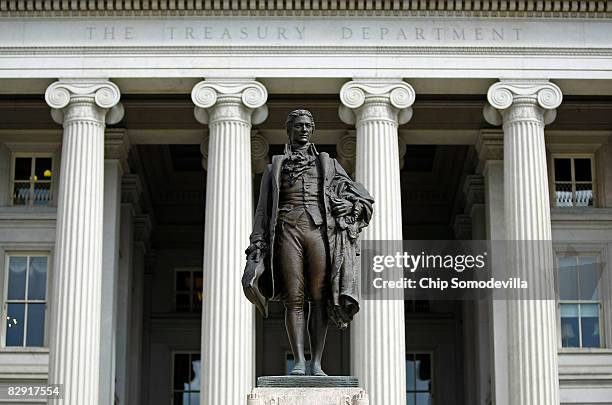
left=247, top=248, right=262, bottom=262
left=246, top=242, right=266, bottom=262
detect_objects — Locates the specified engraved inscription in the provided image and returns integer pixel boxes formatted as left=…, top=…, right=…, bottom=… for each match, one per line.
left=2, top=17, right=610, bottom=48
left=82, top=23, right=522, bottom=43
left=86, top=26, right=135, bottom=40
left=340, top=26, right=522, bottom=41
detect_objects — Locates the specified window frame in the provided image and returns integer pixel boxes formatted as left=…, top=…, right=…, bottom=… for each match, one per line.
left=9, top=152, right=56, bottom=207
left=170, top=350, right=201, bottom=405
left=1, top=251, right=51, bottom=348
left=405, top=351, right=435, bottom=405
left=549, top=153, right=597, bottom=208
left=555, top=245, right=611, bottom=350
left=173, top=267, right=203, bottom=313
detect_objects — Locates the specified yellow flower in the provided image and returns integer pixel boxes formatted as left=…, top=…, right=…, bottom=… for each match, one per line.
left=44, top=170, right=52, bottom=178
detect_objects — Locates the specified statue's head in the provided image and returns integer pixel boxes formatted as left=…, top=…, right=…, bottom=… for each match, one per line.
left=285, top=109, right=315, bottom=148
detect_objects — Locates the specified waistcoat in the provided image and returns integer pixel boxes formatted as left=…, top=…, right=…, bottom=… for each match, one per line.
left=278, top=158, right=324, bottom=226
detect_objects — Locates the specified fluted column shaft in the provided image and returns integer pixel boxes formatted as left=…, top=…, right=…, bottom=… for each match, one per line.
left=45, top=79, right=123, bottom=405
left=191, top=79, right=268, bottom=405
left=485, top=80, right=562, bottom=405
left=340, top=79, right=415, bottom=405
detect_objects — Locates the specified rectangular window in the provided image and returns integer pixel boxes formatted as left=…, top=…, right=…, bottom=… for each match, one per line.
left=552, top=156, right=595, bottom=207
left=406, top=352, right=433, bottom=405
left=10, top=155, right=54, bottom=206
left=175, top=269, right=203, bottom=312
left=3, top=254, right=49, bottom=347
left=172, top=352, right=200, bottom=405
left=558, top=255, right=603, bottom=348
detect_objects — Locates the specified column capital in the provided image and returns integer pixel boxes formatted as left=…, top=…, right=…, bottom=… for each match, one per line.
left=191, top=79, right=268, bottom=126
left=336, top=131, right=356, bottom=175
left=483, top=80, right=562, bottom=126
left=339, top=79, right=416, bottom=125
left=45, top=79, right=124, bottom=125
left=251, top=130, right=270, bottom=174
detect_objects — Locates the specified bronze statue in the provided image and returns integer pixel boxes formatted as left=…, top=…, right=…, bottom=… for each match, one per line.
left=243, top=109, right=374, bottom=376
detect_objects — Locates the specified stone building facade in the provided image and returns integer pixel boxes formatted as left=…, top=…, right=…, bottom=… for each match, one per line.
left=0, top=2, right=611, bottom=404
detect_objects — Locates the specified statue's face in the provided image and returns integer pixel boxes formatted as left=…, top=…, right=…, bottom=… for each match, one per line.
left=288, top=115, right=314, bottom=147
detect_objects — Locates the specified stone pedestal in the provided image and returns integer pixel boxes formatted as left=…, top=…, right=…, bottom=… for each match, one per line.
left=248, top=376, right=368, bottom=404
left=247, top=388, right=368, bottom=405
left=258, top=376, right=358, bottom=388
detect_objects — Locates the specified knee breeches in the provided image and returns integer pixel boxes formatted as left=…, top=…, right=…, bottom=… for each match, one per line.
left=274, top=213, right=329, bottom=306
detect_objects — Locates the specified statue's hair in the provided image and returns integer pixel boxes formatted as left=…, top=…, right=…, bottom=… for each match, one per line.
left=285, top=109, right=315, bottom=132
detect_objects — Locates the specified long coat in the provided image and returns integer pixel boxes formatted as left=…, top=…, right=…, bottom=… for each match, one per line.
left=246, top=151, right=373, bottom=327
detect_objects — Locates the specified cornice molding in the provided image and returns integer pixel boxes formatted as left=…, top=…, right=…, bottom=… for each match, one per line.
left=1, top=0, right=611, bottom=17
left=3, top=47, right=612, bottom=58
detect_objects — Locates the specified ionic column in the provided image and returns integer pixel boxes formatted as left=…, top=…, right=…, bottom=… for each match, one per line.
left=191, top=79, right=268, bottom=405
left=484, top=80, right=562, bottom=405
left=339, top=79, right=415, bottom=405
left=45, top=79, right=124, bottom=404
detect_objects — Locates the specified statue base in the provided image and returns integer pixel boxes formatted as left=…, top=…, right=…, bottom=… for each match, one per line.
left=258, top=376, right=359, bottom=387
left=247, top=376, right=369, bottom=404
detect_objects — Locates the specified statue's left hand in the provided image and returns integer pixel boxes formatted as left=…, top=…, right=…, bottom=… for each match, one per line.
left=331, top=196, right=353, bottom=217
